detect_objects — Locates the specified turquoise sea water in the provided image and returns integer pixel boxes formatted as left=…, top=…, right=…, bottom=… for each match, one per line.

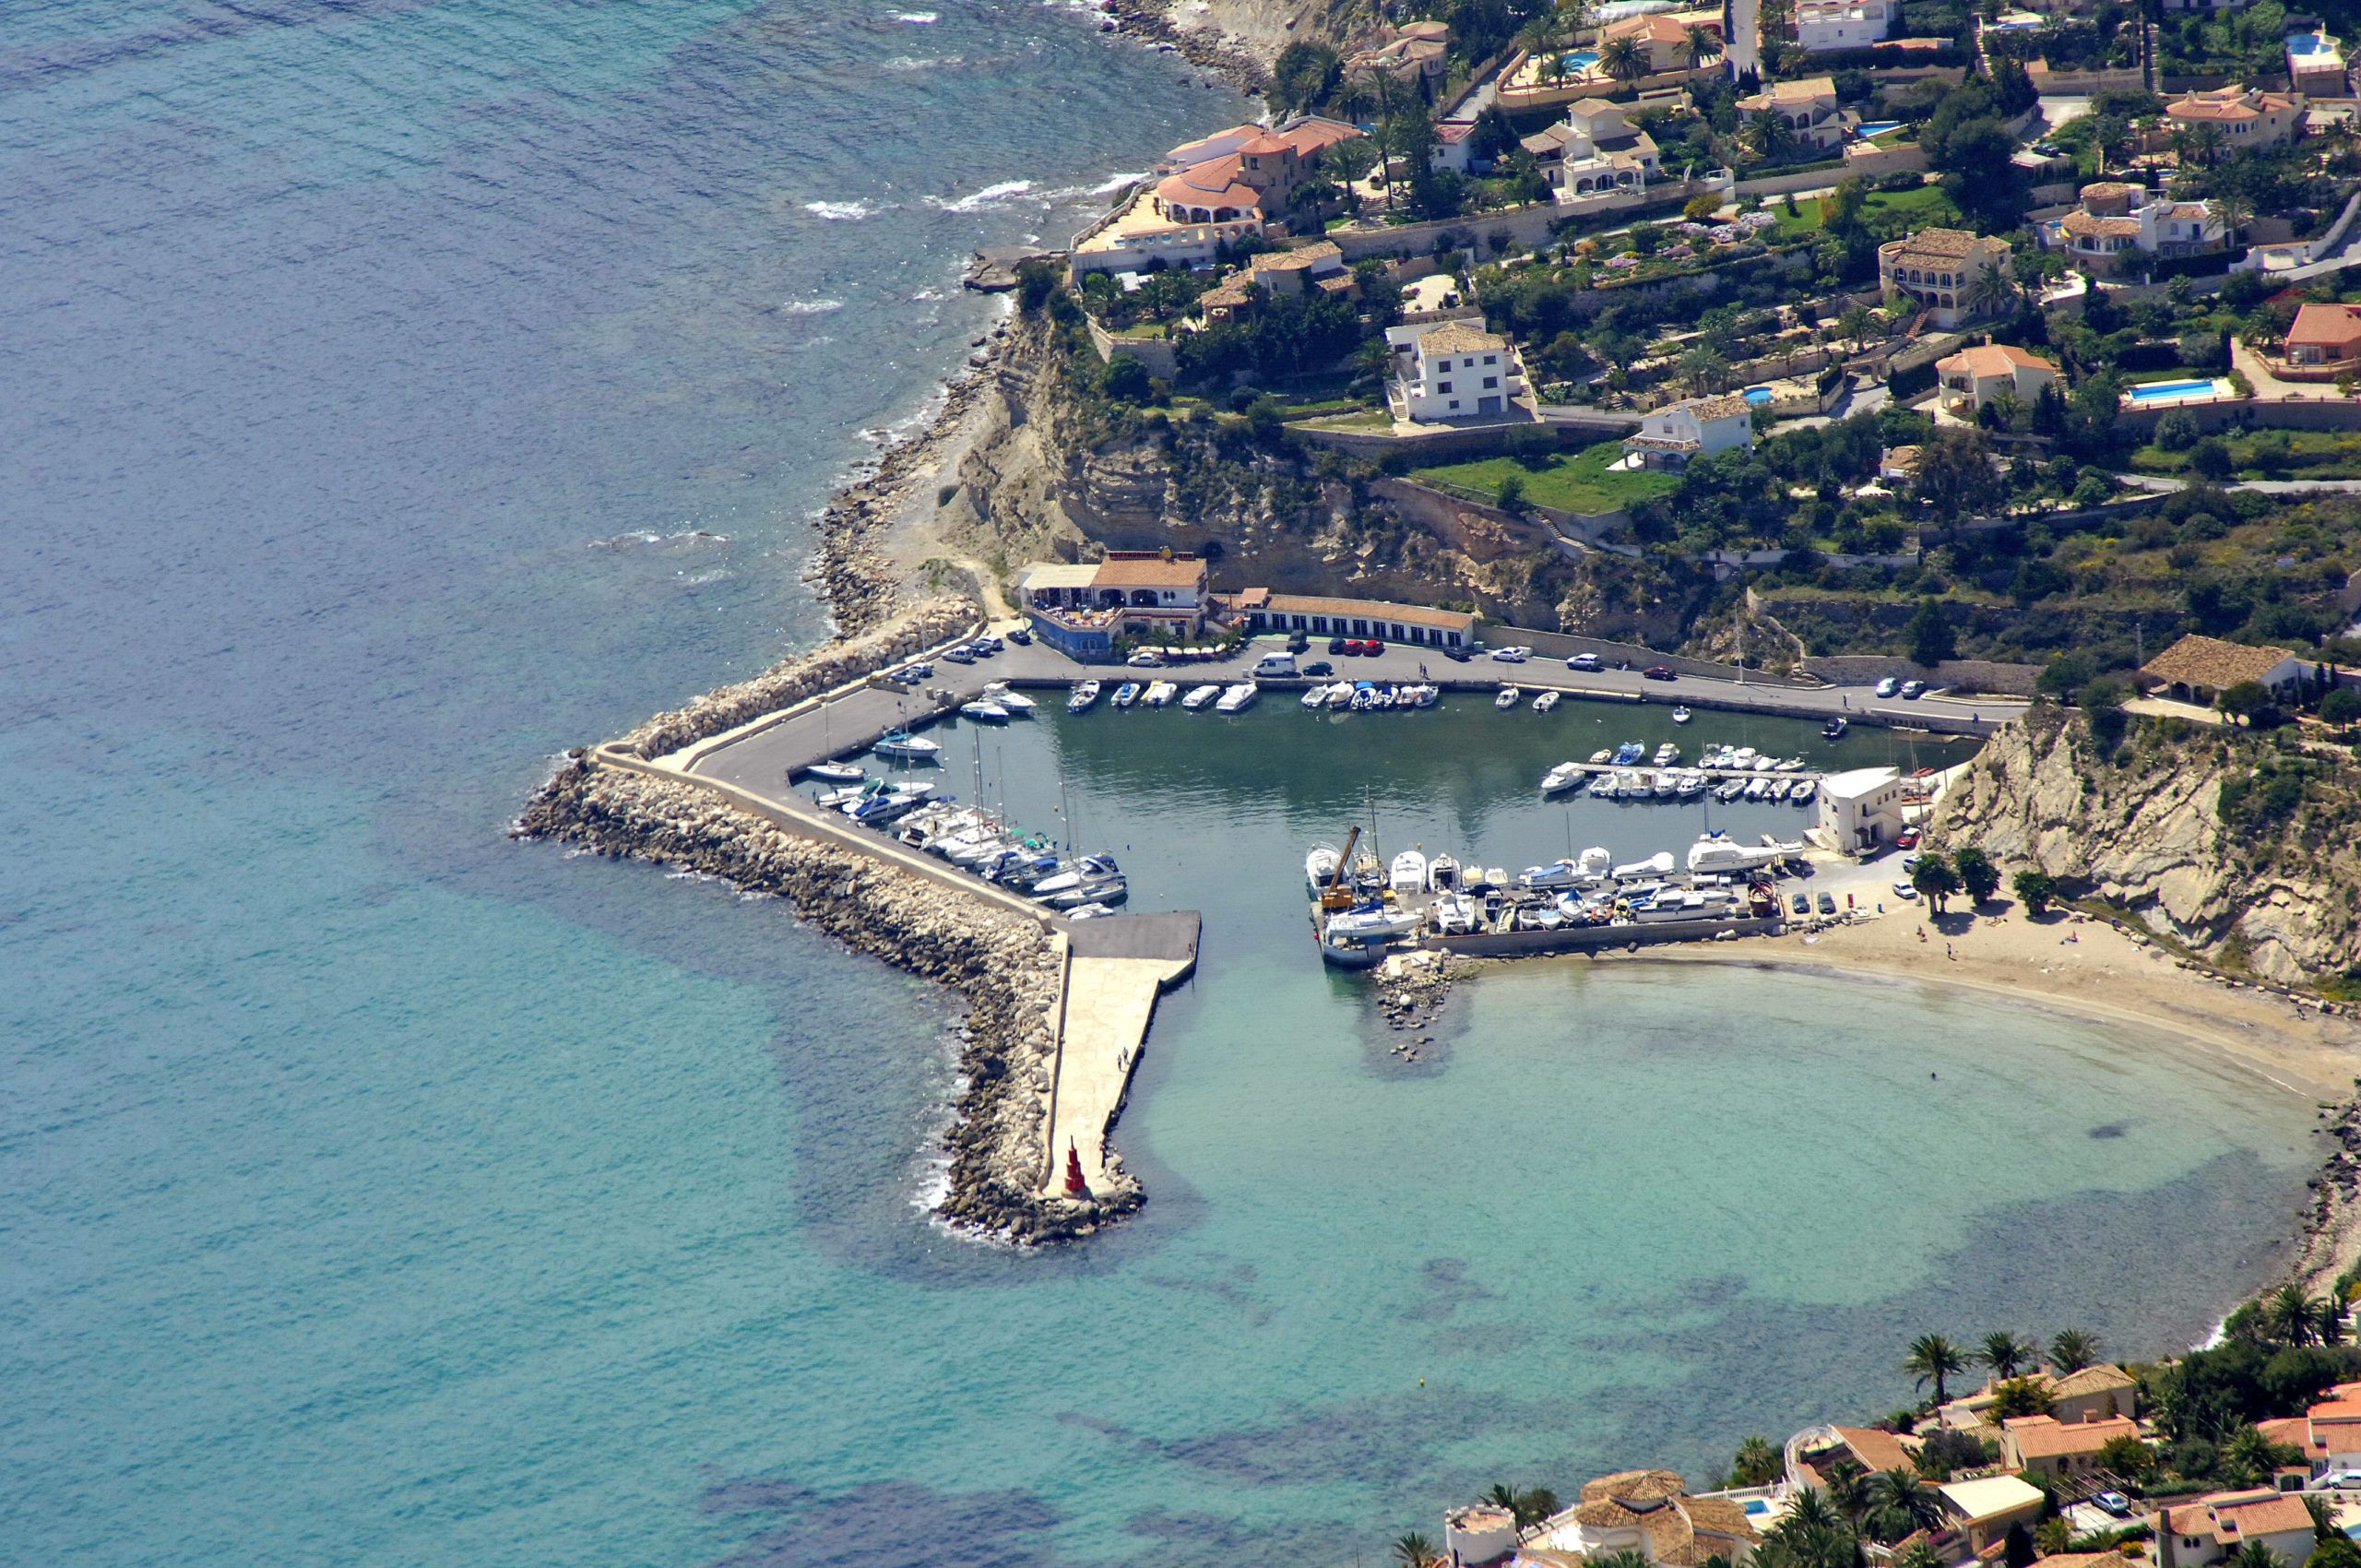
left=0, top=3, right=2325, bottom=1563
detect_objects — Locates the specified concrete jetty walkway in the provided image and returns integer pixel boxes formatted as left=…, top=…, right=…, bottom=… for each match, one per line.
left=1041, top=914, right=1200, bottom=1198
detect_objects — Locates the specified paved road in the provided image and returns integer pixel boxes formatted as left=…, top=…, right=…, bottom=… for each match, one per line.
left=689, top=634, right=2025, bottom=798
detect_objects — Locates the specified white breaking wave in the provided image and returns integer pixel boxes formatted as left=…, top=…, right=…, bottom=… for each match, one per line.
left=895, top=9, right=938, bottom=19
left=779, top=297, right=845, bottom=316
left=802, top=199, right=873, bottom=220
left=929, top=178, right=1033, bottom=212
left=882, top=53, right=963, bottom=70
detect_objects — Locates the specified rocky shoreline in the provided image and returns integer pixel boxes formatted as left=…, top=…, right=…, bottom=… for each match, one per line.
left=1099, top=0, right=1273, bottom=96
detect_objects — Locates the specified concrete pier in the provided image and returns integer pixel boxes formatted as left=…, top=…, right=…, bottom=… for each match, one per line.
left=1040, top=913, right=1200, bottom=1198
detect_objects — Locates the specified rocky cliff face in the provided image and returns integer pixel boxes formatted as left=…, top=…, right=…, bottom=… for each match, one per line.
left=1934, top=708, right=2361, bottom=987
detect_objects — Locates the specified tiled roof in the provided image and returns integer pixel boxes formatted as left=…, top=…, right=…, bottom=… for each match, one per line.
left=1689, top=392, right=1753, bottom=421
left=2002, top=1414, right=2140, bottom=1460
left=1158, top=155, right=1264, bottom=208
left=2048, top=1364, right=2136, bottom=1398
left=1418, top=321, right=1507, bottom=354
left=2289, top=301, right=2361, bottom=350
left=2080, top=181, right=2140, bottom=200
left=1252, top=240, right=1343, bottom=271
left=1093, top=552, right=1205, bottom=588
left=2061, top=210, right=2142, bottom=238
left=1581, top=1469, right=1690, bottom=1504
left=1831, top=1424, right=1915, bottom=1473
left=1939, top=343, right=2059, bottom=378
left=1257, top=593, right=1480, bottom=631
left=2142, top=633, right=2296, bottom=691
left=1886, top=226, right=1994, bottom=261
left=2165, top=1491, right=2317, bottom=1543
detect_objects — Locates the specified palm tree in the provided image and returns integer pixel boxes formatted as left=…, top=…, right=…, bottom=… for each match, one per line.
left=2269, top=1283, right=2319, bottom=1346
left=1965, top=258, right=2015, bottom=320
left=2232, top=1540, right=2287, bottom=1568
left=1733, top=1433, right=1784, bottom=1488
left=1784, top=1488, right=1844, bottom=1536
left=1904, top=1333, right=1967, bottom=1405
left=2225, top=1424, right=2291, bottom=1487
left=1824, top=1463, right=1872, bottom=1527
left=2037, top=1517, right=2075, bottom=1556
left=1837, top=303, right=1874, bottom=349
left=1394, top=1532, right=1441, bottom=1568
left=2048, top=1328, right=2100, bottom=1373
left=1896, top=1539, right=1947, bottom=1568
left=1870, top=1469, right=1940, bottom=1544
left=1598, top=34, right=1649, bottom=89
left=1747, top=109, right=1797, bottom=163
left=2213, top=184, right=2252, bottom=247
left=1681, top=23, right=1722, bottom=71
left=1979, top=1332, right=2036, bottom=1380
left=1532, top=8, right=1568, bottom=88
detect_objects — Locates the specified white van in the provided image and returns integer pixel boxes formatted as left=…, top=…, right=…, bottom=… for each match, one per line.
left=1252, top=651, right=1299, bottom=678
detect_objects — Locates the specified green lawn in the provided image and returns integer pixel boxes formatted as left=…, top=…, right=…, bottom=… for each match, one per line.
left=2129, top=427, right=2361, bottom=480
left=1412, top=439, right=1679, bottom=515
left=1770, top=183, right=1957, bottom=241
left=1292, top=408, right=1394, bottom=431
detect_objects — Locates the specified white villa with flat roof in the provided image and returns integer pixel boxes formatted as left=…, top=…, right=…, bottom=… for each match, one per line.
left=1817, top=766, right=1907, bottom=851
left=1389, top=320, right=1523, bottom=421
left=1794, top=0, right=1900, bottom=51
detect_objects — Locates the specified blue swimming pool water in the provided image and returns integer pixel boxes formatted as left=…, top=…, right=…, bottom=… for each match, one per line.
left=1855, top=121, right=1902, bottom=137
left=1744, top=386, right=1774, bottom=405
left=1566, top=49, right=1600, bottom=67
left=2129, top=379, right=2221, bottom=402
left=2289, top=32, right=2330, bottom=53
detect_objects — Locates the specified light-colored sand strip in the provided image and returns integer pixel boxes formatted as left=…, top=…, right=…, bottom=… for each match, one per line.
left=1042, top=955, right=1193, bottom=1195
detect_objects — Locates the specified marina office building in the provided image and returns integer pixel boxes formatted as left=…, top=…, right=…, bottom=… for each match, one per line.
left=1018, top=552, right=1480, bottom=658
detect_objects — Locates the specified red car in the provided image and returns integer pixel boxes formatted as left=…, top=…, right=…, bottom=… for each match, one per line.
left=1642, top=665, right=1676, bottom=681
left=1896, top=828, right=1922, bottom=849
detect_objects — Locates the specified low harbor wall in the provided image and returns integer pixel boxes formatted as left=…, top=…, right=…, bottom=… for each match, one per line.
left=1424, top=914, right=1783, bottom=957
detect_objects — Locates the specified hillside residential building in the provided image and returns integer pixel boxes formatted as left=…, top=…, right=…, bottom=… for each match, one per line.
left=1936, top=342, right=2059, bottom=414
left=1793, top=0, right=1901, bottom=51
left=1019, top=552, right=1210, bottom=658
left=1999, top=1414, right=2142, bottom=1479
left=1938, top=1476, right=2047, bottom=1555
left=1430, top=119, right=1481, bottom=173
left=1525, top=1470, right=1761, bottom=1566
left=1522, top=99, right=1662, bottom=197
left=2138, top=633, right=2307, bottom=705
left=1622, top=392, right=1753, bottom=470
left=1074, top=117, right=1359, bottom=271
left=2271, top=1381, right=2361, bottom=1478
left=1597, top=10, right=1725, bottom=74
left=1938, top=1365, right=2139, bottom=1431
left=2165, top=84, right=2303, bottom=151
left=1227, top=589, right=1481, bottom=648
left=1876, top=228, right=2013, bottom=328
left=1793, top=1425, right=1919, bottom=1486
left=1817, top=766, right=1907, bottom=850
left=1735, top=76, right=1845, bottom=153
left=2153, top=1491, right=2318, bottom=1568
left=2038, top=182, right=2227, bottom=277
left=1343, top=19, right=1452, bottom=86
left=2285, top=301, right=2361, bottom=366
left=1389, top=320, right=1523, bottom=421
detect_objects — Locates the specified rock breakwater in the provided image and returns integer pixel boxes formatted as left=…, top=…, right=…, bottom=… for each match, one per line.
left=516, top=758, right=1141, bottom=1242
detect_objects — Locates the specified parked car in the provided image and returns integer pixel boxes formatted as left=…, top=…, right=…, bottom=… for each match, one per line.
left=1643, top=665, right=1677, bottom=681
left=942, top=646, right=976, bottom=665
left=1791, top=892, right=1809, bottom=915
left=1900, top=853, right=1920, bottom=872
left=1006, top=625, right=1032, bottom=646
left=972, top=634, right=1003, bottom=652
left=1286, top=630, right=1309, bottom=654
left=1444, top=646, right=1471, bottom=662
left=1874, top=676, right=1900, bottom=698
left=1893, top=882, right=1919, bottom=900
left=1126, top=648, right=1163, bottom=668
left=1489, top=646, right=1531, bottom=663
left=1301, top=659, right=1335, bottom=677
left=1900, top=680, right=1925, bottom=699
left=1327, top=636, right=1348, bottom=654
left=1568, top=652, right=1600, bottom=671
left=903, top=661, right=934, bottom=680
left=1816, top=892, right=1836, bottom=915
left=2094, top=1494, right=2132, bottom=1519
left=1895, top=828, right=1921, bottom=849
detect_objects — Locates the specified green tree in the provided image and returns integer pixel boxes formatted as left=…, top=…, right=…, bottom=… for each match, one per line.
left=2050, top=1328, right=2101, bottom=1373
left=1952, top=847, right=2001, bottom=905
left=1992, top=1376, right=2053, bottom=1420
left=1896, top=1540, right=1947, bottom=1568
left=1732, top=1434, right=1785, bottom=1488
left=1907, top=598, right=1957, bottom=669
left=2012, top=868, right=2058, bottom=915
left=1681, top=24, right=1721, bottom=70
left=2232, top=1539, right=2289, bottom=1568
left=1394, top=1532, right=1441, bottom=1568
left=2271, top=1284, right=2321, bottom=1346
left=1496, top=471, right=1527, bottom=513
left=2220, top=680, right=2276, bottom=725
left=2098, top=1431, right=2154, bottom=1478
left=2038, top=1517, right=2075, bottom=1557
left=1869, top=1468, right=1940, bottom=1544
left=1911, top=427, right=2004, bottom=519
left=1904, top=1333, right=1968, bottom=1405
left=1747, top=109, right=1797, bottom=161
left=1911, top=852, right=1963, bottom=913
left=2322, top=688, right=2361, bottom=731
left=1980, top=1331, right=2037, bottom=1379
left=2003, top=1521, right=2037, bottom=1568
left=1099, top=355, right=1153, bottom=402
left=1599, top=34, right=1650, bottom=87
left=2308, top=1537, right=2361, bottom=1568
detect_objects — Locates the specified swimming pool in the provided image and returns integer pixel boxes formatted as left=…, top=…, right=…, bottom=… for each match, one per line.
left=1855, top=120, right=1902, bottom=138
left=2289, top=31, right=2331, bottom=53
left=1743, top=386, right=1774, bottom=405
left=2126, top=378, right=2225, bottom=404
left=1563, top=48, right=1600, bottom=69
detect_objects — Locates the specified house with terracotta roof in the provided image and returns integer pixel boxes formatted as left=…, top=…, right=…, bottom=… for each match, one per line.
left=1019, top=551, right=1210, bottom=657
left=1522, top=99, right=1662, bottom=198
left=2138, top=633, right=2307, bottom=706
left=1624, top=393, right=1754, bottom=470
left=2153, top=1491, right=2318, bottom=1568
left=2285, top=302, right=2361, bottom=369
left=1794, top=1424, right=1920, bottom=1485
left=2166, top=85, right=2303, bottom=151
left=1599, top=9, right=1726, bottom=74
left=2276, top=1380, right=2361, bottom=1479
left=1937, top=342, right=2059, bottom=414
left=2037, top=181, right=2226, bottom=279
left=2048, top=1363, right=2138, bottom=1423
left=1074, top=117, right=1362, bottom=272
left=1520, top=1470, right=1762, bottom=1567
left=1389, top=320, right=1525, bottom=422
left=1876, top=228, right=2014, bottom=328
left=1344, top=19, right=1453, bottom=87
left=1735, top=76, right=1846, bottom=153
left=1793, top=0, right=1901, bottom=50
left=1999, top=1414, right=2142, bottom=1479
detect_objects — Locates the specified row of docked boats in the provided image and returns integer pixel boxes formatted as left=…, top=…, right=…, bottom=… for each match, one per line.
left=1298, top=681, right=1440, bottom=711
left=1067, top=679, right=1259, bottom=713
left=956, top=682, right=1038, bottom=724
left=816, top=783, right=1131, bottom=916
left=1550, top=766, right=1816, bottom=803
left=1492, top=687, right=1563, bottom=712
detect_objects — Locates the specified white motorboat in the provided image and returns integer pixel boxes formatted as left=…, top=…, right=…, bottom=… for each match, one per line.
left=1030, top=854, right=1121, bottom=900
left=1300, top=686, right=1329, bottom=710
left=1495, top=686, right=1523, bottom=710
left=1324, top=682, right=1355, bottom=708
left=1513, top=903, right=1566, bottom=931
left=1651, top=769, right=1679, bottom=798
left=1112, top=682, right=1141, bottom=708
left=1406, top=684, right=1440, bottom=708
left=1430, top=892, right=1477, bottom=935
left=1714, top=778, right=1747, bottom=802
left=1533, top=691, right=1560, bottom=713
left=980, top=682, right=1036, bottom=715
left=1671, top=706, right=1692, bottom=724
left=1610, top=850, right=1676, bottom=881
left=1044, top=875, right=1128, bottom=909
left=1676, top=772, right=1707, bottom=799
left=1180, top=683, right=1222, bottom=710
left=1731, top=747, right=1759, bottom=767
left=1485, top=867, right=1509, bottom=890
left=1585, top=771, right=1618, bottom=798
left=1686, top=832, right=1803, bottom=874
left=1743, top=776, right=1771, bottom=800
left=805, top=761, right=864, bottom=784
left=1654, top=742, right=1680, bottom=766
left=1304, top=843, right=1340, bottom=890
left=1589, top=748, right=1612, bottom=765
left=1427, top=853, right=1460, bottom=892
left=1541, top=761, right=1586, bottom=794
left=959, top=700, right=1010, bottom=723
left=1518, top=857, right=1589, bottom=889
left=1067, top=681, right=1101, bottom=713
left=1774, top=756, right=1805, bottom=773
left=1325, top=902, right=1421, bottom=944
left=1064, top=903, right=1119, bottom=920
left=872, top=730, right=941, bottom=762
left=1215, top=683, right=1257, bottom=714
left=1390, top=849, right=1428, bottom=892
left=1142, top=680, right=1179, bottom=707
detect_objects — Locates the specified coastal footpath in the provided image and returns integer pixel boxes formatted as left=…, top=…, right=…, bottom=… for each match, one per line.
left=517, top=598, right=1145, bottom=1243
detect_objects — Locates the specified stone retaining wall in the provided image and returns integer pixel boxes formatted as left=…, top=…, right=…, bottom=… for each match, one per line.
left=515, top=757, right=1133, bottom=1243
left=1798, top=654, right=2044, bottom=696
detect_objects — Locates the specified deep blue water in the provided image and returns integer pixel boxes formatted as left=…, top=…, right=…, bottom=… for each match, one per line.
left=0, top=5, right=2323, bottom=1565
